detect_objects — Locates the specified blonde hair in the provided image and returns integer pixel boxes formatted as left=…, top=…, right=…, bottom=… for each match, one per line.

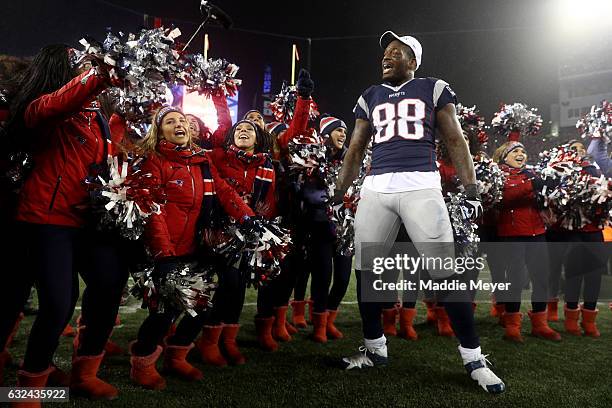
left=137, top=107, right=196, bottom=155
left=493, top=141, right=526, bottom=165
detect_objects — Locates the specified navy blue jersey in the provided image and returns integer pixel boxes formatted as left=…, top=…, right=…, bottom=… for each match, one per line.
left=354, top=77, right=457, bottom=175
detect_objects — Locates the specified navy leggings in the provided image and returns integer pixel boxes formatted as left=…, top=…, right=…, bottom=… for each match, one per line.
left=0, top=223, right=128, bottom=371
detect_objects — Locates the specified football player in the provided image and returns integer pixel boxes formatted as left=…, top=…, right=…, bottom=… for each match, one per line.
left=333, top=31, right=505, bottom=394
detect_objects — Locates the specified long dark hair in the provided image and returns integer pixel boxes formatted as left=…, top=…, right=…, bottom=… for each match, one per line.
left=224, top=120, right=271, bottom=154
left=4, top=45, right=75, bottom=140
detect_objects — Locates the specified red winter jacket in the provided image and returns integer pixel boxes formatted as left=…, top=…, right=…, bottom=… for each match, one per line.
left=437, top=158, right=460, bottom=195
left=497, top=166, right=545, bottom=237
left=143, top=140, right=254, bottom=259
left=209, top=147, right=276, bottom=218
left=277, top=96, right=311, bottom=155
left=16, top=70, right=119, bottom=227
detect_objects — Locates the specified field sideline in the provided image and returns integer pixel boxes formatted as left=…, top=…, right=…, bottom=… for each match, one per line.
left=4, top=275, right=612, bottom=408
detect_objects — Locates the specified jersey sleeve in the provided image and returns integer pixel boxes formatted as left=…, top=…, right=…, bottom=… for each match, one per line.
left=353, top=88, right=372, bottom=121
left=432, top=79, right=457, bottom=110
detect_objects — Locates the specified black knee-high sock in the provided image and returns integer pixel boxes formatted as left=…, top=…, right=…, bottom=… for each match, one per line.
left=443, top=302, right=480, bottom=349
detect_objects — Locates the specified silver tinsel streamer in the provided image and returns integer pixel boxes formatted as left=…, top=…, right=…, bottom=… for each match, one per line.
left=207, top=218, right=292, bottom=288
left=78, top=27, right=183, bottom=138
left=183, top=55, right=241, bottom=97
left=269, top=82, right=319, bottom=123
left=491, top=102, right=543, bottom=137
left=576, top=100, right=611, bottom=142
left=473, top=155, right=504, bottom=209
left=130, top=262, right=217, bottom=317
left=446, top=192, right=480, bottom=256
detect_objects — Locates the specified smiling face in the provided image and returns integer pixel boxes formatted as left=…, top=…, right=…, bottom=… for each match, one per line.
left=570, top=141, right=586, bottom=158
left=330, top=127, right=347, bottom=150
left=160, top=112, right=190, bottom=147
left=186, top=114, right=200, bottom=136
left=245, top=111, right=265, bottom=130
left=233, top=121, right=257, bottom=152
left=504, top=147, right=527, bottom=169
left=381, top=40, right=416, bottom=84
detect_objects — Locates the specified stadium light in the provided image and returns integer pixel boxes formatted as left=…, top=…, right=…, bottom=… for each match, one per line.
left=554, top=0, right=612, bottom=35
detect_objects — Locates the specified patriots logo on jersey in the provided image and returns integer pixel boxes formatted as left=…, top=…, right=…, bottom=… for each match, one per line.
left=169, top=179, right=184, bottom=186
left=353, top=77, right=458, bottom=175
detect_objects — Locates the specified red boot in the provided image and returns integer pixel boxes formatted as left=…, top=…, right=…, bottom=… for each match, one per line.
left=6, top=313, right=24, bottom=348
left=14, top=366, right=54, bottom=408
left=311, top=312, right=328, bottom=343
left=285, top=321, right=298, bottom=335
left=0, top=349, right=11, bottom=386
left=195, top=325, right=227, bottom=366
left=435, top=307, right=454, bottom=337
left=382, top=308, right=398, bottom=336
left=272, top=306, right=292, bottom=342
left=221, top=324, right=246, bottom=365
left=494, top=303, right=506, bottom=326
left=563, top=306, right=581, bottom=336
left=71, top=353, right=119, bottom=400
left=580, top=307, right=600, bottom=338
left=502, top=312, right=524, bottom=343
left=423, top=300, right=437, bottom=324
left=290, top=300, right=307, bottom=328
left=326, top=310, right=343, bottom=340
left=529, top=310, right=562, bottom=341
left=162, top=343, right=203, bottom=381
left=104, top=339, right=124, bottom=357
left=61, top=324, right=76, bottom=337
left=307, top=298, right=314, bottom=324
left=255, top=317, right=279, bottom=351
left=129, top=344, right=166, bottom=390
left=547, top=298, right=559, bottom=322
left=398, top=308, right=418, bottom=340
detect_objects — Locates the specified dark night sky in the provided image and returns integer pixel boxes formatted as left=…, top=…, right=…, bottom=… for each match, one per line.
left=1, top=0, right=563, bottom=131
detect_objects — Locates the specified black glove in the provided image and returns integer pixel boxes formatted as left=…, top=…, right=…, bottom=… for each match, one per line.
left=463, top=183, right=483, bottom=221
left=240, top=215, right=255, bottom=232
left=296, top=69, right=314, bottom=98
left=152, top=257, right=179, bottom=285
left=331, top=188, right=345, bottom=206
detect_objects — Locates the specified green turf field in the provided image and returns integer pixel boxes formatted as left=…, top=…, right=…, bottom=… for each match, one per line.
left=5, top=274, right=612, bottom=408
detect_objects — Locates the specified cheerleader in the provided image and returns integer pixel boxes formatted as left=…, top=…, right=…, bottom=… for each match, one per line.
left=299, top=115, right=353, bottom=342
left=547, top=140, right=605, bottom=337
left=199, top=119, right=276, bottom=361
left=493, top=141, right=561, bottom=342
left=0, top=46, right=128, bottom=404
left=128, top=106, right=254, bottom=389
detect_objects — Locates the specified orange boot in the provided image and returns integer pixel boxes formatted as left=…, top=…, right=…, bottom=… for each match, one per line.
left=489, top=296, right=499, bottom=317
left=494, top=303, right=506, bottom=326
left=195, top=325, right=227, bottom=366
left=307, top=298, right=314, bottom=324
left=6, top=313, right=24, bottom=348
left=162, top=343, right=203, bottom=381
left=221, top=324, right=246, bottom=365
left=272, top=306, right=292, bottom=342
left=326, top=310, right=343, bottom=340
left=529, top=310, right=562, bottom=341
left=435, top=307, right=454, bottom=337
left=0, top=349, right=11, bottom=386
left=255, top=317, right=278, bottom=351
left=311, top=312, right=328, bottom=343
left=502, top=312, right=524, bottom=343
left=563, top=306, right=581, bottom=336
left=70, top=353, right=119, bottom=400
left=290, top=300, right=307, bottom=328
left=285, top=321, right=298, bottom=335
left=61, top=324, right=76, bottom=337
left=47, top=364, right=70, bottom=387
left=580, top=307, right=600, bottom=338
left=129, top=344, right=166, bottom=390
left=423, top=300, right=437, bottom=324
left=382, top=308, right=398, bottom=336
left=398, top=308, right=418, bottom=340
left=547, top=298, right=559, bottom=322
left=14, top=366, right=54, bottom=408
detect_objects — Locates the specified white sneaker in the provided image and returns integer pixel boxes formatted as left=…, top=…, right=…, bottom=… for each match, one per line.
left=461, top=348, right=505, bottom=394
left=341, top=345, right=388, bottom=370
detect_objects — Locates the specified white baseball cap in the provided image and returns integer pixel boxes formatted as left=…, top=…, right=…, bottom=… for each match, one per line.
left=379, top=31, right=422, bottom=70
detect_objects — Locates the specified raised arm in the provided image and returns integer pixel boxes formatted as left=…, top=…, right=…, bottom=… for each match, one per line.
left=587, top=137, right=612, bottom=177
left=333, top=118, right=372, bottom=198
